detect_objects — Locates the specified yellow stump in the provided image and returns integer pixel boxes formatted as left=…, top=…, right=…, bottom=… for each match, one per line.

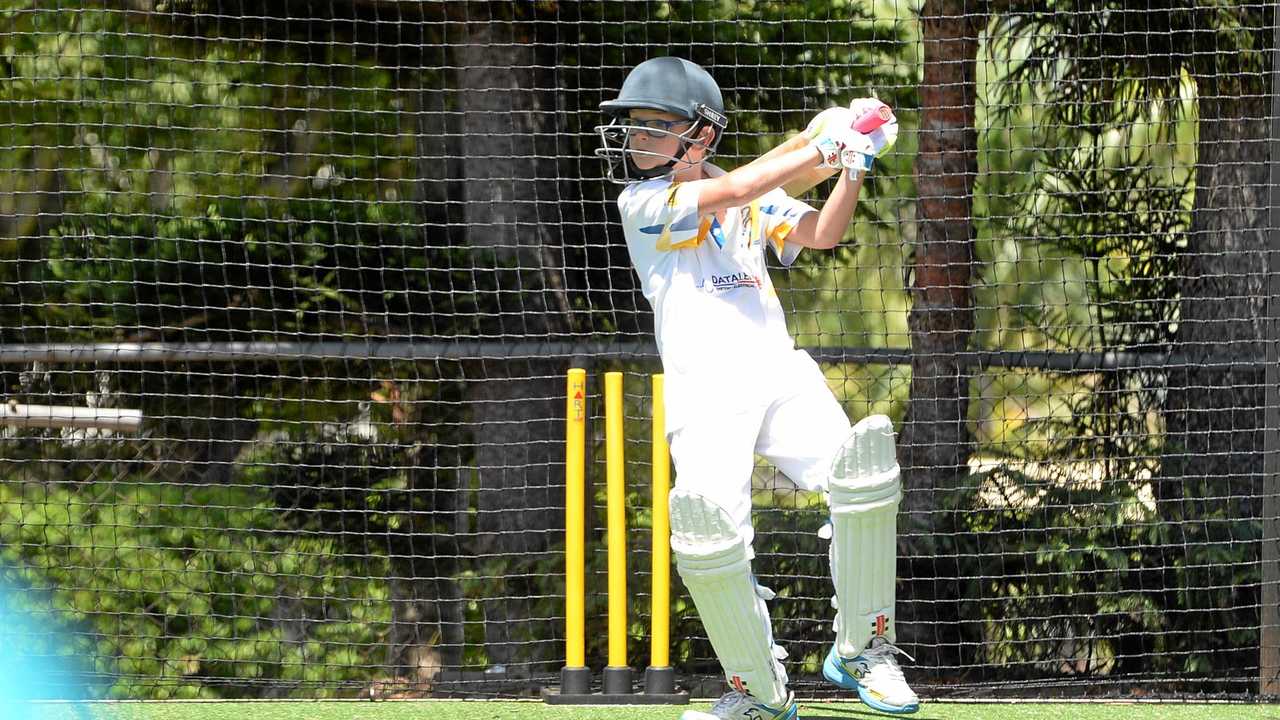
left=604, top=371, right=627, bottom=671
left=547, top=370, right=683, bottom=703
left=650, top=374, right=671, bottom=669
left=564, top=368, right=587, bottom=669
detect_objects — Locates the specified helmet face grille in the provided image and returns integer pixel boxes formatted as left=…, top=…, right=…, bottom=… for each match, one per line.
left=593, top=119, right=716, bottom=184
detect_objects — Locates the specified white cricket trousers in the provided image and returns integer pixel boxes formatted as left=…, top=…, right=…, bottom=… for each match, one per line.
left=668, top=371, right=851, bottom=549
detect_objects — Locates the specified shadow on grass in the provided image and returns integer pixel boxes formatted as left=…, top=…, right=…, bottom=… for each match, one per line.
left=803, top=708, right=940, bottom=720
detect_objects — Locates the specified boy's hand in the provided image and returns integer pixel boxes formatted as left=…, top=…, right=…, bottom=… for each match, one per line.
left=806, top=108, right=867, bottom=169
left=765, top=102, right=894, bottom=196
left=849, top=97, right=899, bottom=158
left=839, top=132, right=876, bottom=173
left=806, top=108, right=851, bottom=168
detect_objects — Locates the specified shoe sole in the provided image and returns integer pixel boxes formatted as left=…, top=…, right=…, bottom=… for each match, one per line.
left=679, top=699, right=799, bottom=720
left=822, top=646, right=920, bottom=715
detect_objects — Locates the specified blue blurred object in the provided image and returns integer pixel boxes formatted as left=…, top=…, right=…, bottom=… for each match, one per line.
left=0, top=582, right=91, bottom=719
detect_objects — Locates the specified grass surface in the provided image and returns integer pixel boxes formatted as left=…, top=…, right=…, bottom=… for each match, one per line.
left=27, top=700, right=1280, bottom=720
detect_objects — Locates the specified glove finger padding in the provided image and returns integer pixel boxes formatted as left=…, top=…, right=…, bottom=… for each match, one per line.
left=865, top=121, right=898, bottom=157
left=804, top=106, right=854, bottom=140
left=806, top=107, right=857, bottom=169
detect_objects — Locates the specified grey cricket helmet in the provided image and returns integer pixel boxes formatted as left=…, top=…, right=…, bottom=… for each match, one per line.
left=600, top=56, right=727, bottom=128
left=595, top=57, right=729, bottom=183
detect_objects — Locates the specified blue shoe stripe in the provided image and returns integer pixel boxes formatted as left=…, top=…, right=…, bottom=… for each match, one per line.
left=768, top=702, right=798, bottom=717
left=822, top=646, right=861, bottom=691
left=763, top=694, right=798, bottom=720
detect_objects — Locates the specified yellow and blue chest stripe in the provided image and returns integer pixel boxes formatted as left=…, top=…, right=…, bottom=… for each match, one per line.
left=640, top=190, right=769, bottom=253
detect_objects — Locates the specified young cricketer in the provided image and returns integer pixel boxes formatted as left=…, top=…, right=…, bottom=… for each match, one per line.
left=596, top=56, right=918, bottom=719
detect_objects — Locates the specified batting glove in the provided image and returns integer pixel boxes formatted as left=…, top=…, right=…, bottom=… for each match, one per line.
left=806, top=107, right=866, bottom=169
left=839, top=131, right=876, bottom=173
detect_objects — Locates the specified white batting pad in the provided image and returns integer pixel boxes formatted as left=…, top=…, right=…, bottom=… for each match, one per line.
left=669, top=489, right=789, bottom=706
left=827, top=414, right=902, bottom=658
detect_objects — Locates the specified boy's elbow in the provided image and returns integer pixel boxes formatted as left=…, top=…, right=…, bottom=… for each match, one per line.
left=811, top=228, right=842, bottom=250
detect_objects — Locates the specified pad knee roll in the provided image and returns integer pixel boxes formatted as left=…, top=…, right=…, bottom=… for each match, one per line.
left=827, top=415, right=901, bottom=656
left=669, top=489, right=788, bottom=706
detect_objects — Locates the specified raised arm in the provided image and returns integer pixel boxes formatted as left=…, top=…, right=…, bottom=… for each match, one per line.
left=689, top=107, right=861, bottom=217
left=690, top=143, right=826, bottom=217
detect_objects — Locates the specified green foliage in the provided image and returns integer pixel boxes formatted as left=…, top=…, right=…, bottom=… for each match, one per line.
left=0, top=470, right=392, bottom=699
left=968, top=2, right=1262, bottom=687
left=937, top=457, right=1255, bottom=689
left=945, top=466, right=1166, bottom=680
left=0, top=5, right=456, bottom=345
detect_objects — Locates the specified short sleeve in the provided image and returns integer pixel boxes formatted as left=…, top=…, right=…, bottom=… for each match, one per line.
left=758, top=190, right=816, bottom=267
left=617, top=179, right=706, bottom=252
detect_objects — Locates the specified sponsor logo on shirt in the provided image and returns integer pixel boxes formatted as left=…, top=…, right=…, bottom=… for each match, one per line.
left=706, top=272, right=762, bottom=292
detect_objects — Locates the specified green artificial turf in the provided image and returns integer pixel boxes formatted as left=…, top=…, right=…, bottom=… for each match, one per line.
left=27, top=700, right=1280, bottom=720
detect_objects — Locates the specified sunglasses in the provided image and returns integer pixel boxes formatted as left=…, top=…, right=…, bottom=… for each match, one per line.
left=628, top=117, right=693, bottom=139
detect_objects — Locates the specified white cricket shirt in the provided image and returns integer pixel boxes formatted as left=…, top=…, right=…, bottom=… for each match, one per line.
left=617, top=163, right=823, bottom=435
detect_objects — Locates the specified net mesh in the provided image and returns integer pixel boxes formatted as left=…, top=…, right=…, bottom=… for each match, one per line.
left=0, top=0, right=1276, bottom=702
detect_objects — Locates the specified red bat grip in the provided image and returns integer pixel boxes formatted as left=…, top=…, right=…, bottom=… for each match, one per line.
left=852, top=104, right=893, bottom=134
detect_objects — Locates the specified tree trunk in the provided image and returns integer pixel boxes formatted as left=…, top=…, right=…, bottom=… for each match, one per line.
left=453, top=13, right=569, bottom=674
left=1160, top=69, right=1269, bottom=679
left=403, top=8, right=568, bottom=677
left=898, top=0, right=982, bottom=674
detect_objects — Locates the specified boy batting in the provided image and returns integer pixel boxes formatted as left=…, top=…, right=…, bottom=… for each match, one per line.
left=596, top=56, right=918, bottom=719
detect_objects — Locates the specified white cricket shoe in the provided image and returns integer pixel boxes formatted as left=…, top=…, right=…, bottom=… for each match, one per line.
left=822, top=637, right=919, bottom=714
left=680, top=690, right=798, bottom=720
